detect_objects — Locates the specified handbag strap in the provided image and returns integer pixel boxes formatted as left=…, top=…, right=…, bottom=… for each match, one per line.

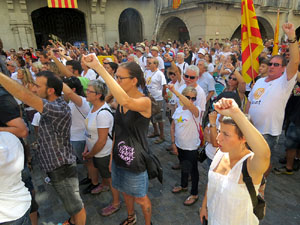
left=242, top=159, right=258, bottom=208
left=191, top=114, right=200, bottom=134
left=97, top=107, right=114, bottom=140
left=75, top=105, right=86, bottom=119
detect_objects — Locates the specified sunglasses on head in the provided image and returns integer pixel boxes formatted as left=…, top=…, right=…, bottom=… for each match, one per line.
left=268, top=62, right=281, bottom=67
left=228, top=76, right=237, bottom=81
left=185, top=96, right=197, bottom=101
left=184, top=74, right=196, bottom=80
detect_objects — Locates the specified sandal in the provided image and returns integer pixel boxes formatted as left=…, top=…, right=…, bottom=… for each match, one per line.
left=120, top=213, right=137, bottom=225
left=62, top=218, right=75, bottom=225
left=172, top=186, right=188, bottom=193
left=101, top=202, right=121, bottom=216
left=183, top=195, right=199, bottom=206
left=154, top=137, right=165, bottom=144
left=148, top=133, right=159, bottom=138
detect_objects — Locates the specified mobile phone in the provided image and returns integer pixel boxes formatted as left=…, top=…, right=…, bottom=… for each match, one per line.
left=202, top=216, right=208, bottom=225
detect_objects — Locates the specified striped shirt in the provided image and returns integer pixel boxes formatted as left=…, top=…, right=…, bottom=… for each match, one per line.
left=37, top=97, right=76, bottom=172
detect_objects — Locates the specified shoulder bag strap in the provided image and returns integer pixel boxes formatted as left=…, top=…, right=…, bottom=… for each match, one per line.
left=75, top=105, right=86, bottom=119
left=242, top=159, right=258, bottom=208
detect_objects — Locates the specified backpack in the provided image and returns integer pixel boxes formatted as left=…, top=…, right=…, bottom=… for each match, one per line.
left=97, top=107, right=114, bottom=140
left=242, top=160, right=266, bottom=220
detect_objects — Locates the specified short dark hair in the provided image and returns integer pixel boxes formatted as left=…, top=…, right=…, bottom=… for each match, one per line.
left=36, top=71, right=62, bottom=96
left=63, top=76, right=85, bottom=97
left=259, top=57, right=269, bottom=65
left=108, top=62, right=118, bottom=73
left=40, top=51, right=48, bottom=58
left=119, top=62, right=145, bottom=88
left=66, top=60, right=83, bottom=74
left=221, top=116, right=244, bottom=139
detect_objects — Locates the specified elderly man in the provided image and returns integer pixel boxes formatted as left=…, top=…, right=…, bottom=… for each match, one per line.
left=246, top=23, right=299, bottom=176
left=6, top=60, right=18, bottom=77
left=176, top=52, right=189, bottom=75
left=136, top=47, right=147, bottom=71
left=145, top=57, right=167, bottom=144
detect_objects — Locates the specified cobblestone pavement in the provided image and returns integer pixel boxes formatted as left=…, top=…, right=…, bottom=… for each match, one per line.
left=31, top=123, right=300, bottom=225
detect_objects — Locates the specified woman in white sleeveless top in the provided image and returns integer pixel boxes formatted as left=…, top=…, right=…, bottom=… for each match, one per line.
left=200, top=98, right=270, bottom=225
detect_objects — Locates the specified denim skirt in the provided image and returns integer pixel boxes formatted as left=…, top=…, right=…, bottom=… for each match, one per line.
left=111, top=160, right=148, bottom=197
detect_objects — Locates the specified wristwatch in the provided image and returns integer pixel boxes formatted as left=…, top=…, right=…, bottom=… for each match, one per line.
left=288, top=37, right=297, bottom=43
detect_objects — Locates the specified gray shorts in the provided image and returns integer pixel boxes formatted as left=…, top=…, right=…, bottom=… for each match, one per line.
left=47, top=163, right=83, bottom=216
left=151, top=100, right=164, bottom=123
left=263, top=134, right=279, bottom=152
left=93, top=155, right=111, bottom=178
left=285, top=122, right=300, bottom=149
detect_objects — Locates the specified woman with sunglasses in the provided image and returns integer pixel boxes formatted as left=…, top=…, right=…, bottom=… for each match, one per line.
left=82, top=54, right=152, bottom=225
left=169, top=85, right=201, bottom=206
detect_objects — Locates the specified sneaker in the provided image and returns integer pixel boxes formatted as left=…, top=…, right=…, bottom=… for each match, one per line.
left=91, top=183, right=110, bottom=194
left=273, top=166, right=294, bottom=175
left=293, top=159, right=300, bottom=171
left=79, top=177, right=92, bottom=186
left=101, top=202, right=121, bottom=216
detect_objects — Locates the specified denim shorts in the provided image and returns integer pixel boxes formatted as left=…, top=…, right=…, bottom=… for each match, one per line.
left=47, top=163, right=83, bottom=216
left=263, top=134, right=279, bottom=152
left=93, top=155, right=111, bottom=178
left=0, top=208, right=31, bottom=225
left=285, top=122, right=300, bottom=149
left=111, top=160, right=148, bottom=197
left=71, top=140, right=86, bottom=164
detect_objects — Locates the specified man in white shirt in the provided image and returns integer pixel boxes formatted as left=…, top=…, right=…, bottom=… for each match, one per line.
left=246, top=22, right=299, bottom=176
left=136, top=47, right=147, bottom=72
left=176, top=52, right=189, bottom=75
left=151, top=46, right=165, bottom=73
left=145, top=57, right=167, bottom=144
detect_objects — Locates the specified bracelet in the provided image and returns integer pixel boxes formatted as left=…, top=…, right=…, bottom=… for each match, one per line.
left=288, top=37, right=297, bottom=43
left=210, top=124, right=216, bottom=127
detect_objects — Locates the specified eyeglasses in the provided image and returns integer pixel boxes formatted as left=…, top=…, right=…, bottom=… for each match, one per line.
left=268, top=62, right=281, bottom=67
left=115, top=75, right=133, bottom=81
left=184, top=74, right=196, bottom=80
left=169, top=72, right=175, bottom=76
left=147, top=62, right=153, bottom=65
left=185, top=96, right=197, bottom=101
left=228, top=76, right=237, bottom=81
left=86, top=89, right=98, bottom=94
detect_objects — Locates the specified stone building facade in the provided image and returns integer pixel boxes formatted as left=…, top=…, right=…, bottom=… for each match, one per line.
left=1, top=0, right=300, bottom=49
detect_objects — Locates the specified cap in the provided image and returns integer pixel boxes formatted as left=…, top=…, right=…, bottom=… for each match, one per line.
left=198, top=48, right=206, bottom=55
left=151, top=46, right=159, bottom=52
left=136, top=47, right=144, bottom=53
left=166, top=44, right=171, bottom=48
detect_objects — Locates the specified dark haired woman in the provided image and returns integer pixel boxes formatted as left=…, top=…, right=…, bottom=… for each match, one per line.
left=104, top=62, right=118, bottom=78
left=63, top=76, right=90, bottom=164
left=200, top=98, right=270, bottom=225
left=82, top=55, right=152, bottom=225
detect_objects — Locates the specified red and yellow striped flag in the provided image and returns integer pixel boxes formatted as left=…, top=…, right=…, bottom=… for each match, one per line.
left=241, top=0, right=264, bottom=83
left=272, top=9, right=280, bottom=56
left=47, top=0, right=78, bottom=8
left=172, top=0, right=182, bottom=9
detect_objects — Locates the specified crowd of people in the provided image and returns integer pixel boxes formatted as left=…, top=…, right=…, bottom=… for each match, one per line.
left=0, top=22, right=299, bottom=225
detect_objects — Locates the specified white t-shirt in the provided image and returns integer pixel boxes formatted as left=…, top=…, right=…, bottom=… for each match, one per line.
left=156, top=56, right=165, bottom=71
left=81, top=69, right=98, bottom=80
left=31, top=112, right=41, bottom=126
left=69, top=97, right=90, bottom=141
left=0, top=132, right=31, bottom=223
left=207, top=63, right=214, bottom=73
left=248, top=70, right=297, bottom=135
left=177, top=84, right=206, bottom=113
left=166, top=79, right=185, bottom=105
left=176, top=62, right=189, bottom=75
left=138, top=55, right=147, bottom=72
left=205, top=116, right=221, bottom=160
left=197, top=72, right=216, bottom=97
left=145, top=69, right=167, bottom=101
left=85, top=103, right=113, bottom=158
left=172, top=106, right=201, bottom=150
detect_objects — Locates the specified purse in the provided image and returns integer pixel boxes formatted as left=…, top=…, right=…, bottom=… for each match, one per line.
left=242, top=160, right=266, bottom=220
left=197, top=146, right=207, bottom=163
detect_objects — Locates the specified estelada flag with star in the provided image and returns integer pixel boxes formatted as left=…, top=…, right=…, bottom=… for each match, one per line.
left=48, top=0, right=78, bottom=8
left=241, top=0, right=264, bottom=83
left=173, top=0, right=182, bottom=9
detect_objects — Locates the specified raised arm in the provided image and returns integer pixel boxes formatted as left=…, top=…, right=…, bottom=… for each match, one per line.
left=283, top=23, right=299, bottom=80
left=48, top=49, right=74, bottom=78
left=167, top=83, right=199, bottom=117
left=82, top=54, right=151, bottom=117
left=0, top=73, right=43, bottom=113
left=214, top=98, right=270, bottom=177
left=62, top=83, right=83, bottom=107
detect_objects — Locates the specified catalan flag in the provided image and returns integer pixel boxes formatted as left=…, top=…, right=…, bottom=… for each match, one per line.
left=172, top=0, right=181, bottom=9
left=48, top=0, right=78, bottom=8
left=241, top=0, right=264, bottom=83
left=272, top=9, right=280, bottom=56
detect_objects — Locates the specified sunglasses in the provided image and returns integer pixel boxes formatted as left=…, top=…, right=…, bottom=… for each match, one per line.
left=228, top=76, right=237, bottom=81
left=147, top=62, right=153, bottom=65
left=184, top=74, right=196, bottom=80
left=185, top=96, right=197, bottom=101
left=268, top=62, right=281, bottom=67
left=169, top=72, right=175, bottom=76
